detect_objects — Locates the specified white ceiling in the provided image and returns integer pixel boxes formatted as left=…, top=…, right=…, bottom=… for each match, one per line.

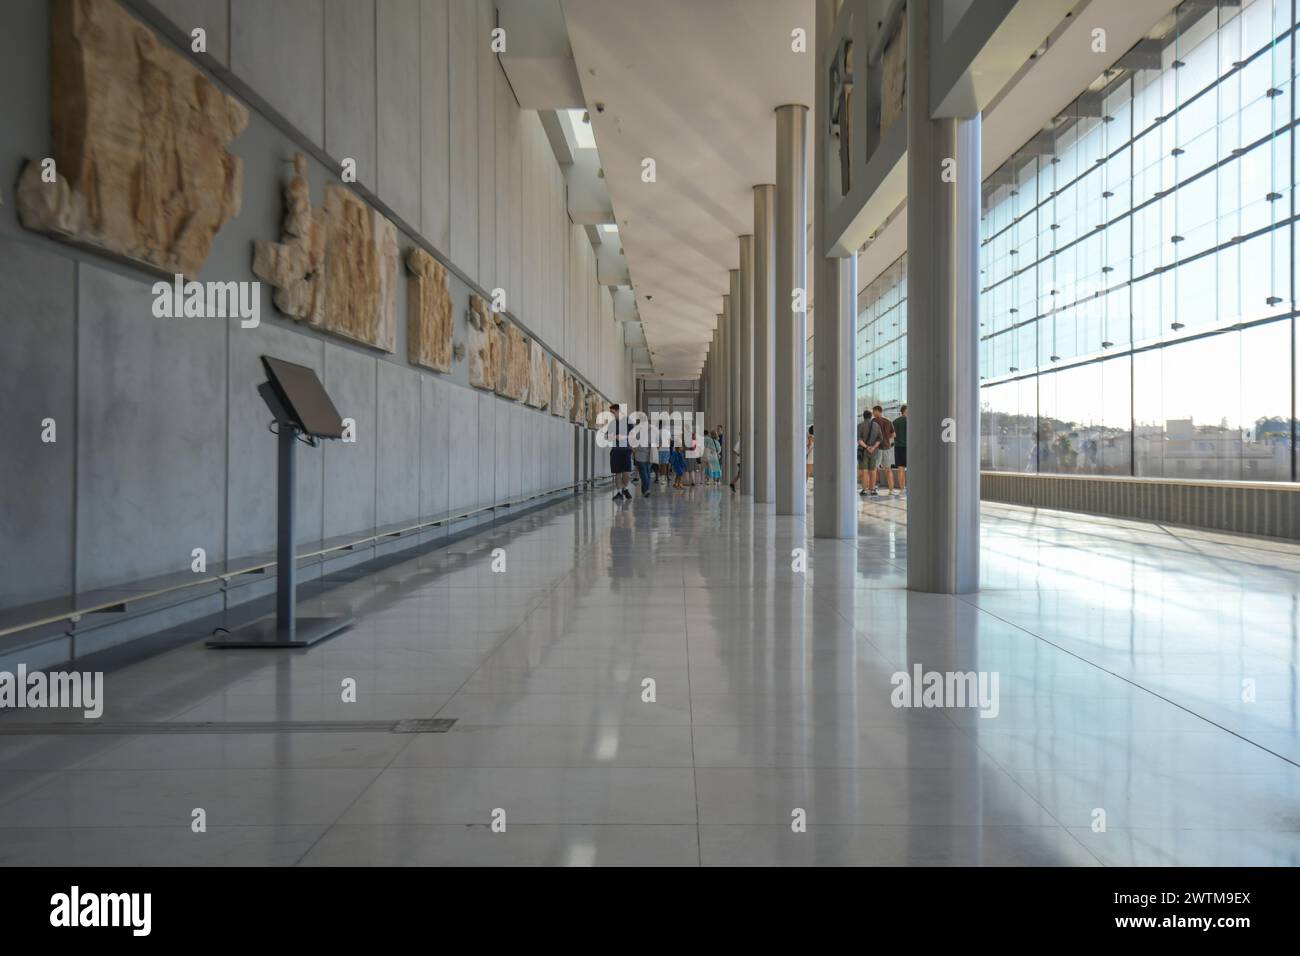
left=561, top=0, right=815, bottom=379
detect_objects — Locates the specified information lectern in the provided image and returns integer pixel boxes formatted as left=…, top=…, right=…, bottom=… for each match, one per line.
left=207, top=356, right=355, bottom=649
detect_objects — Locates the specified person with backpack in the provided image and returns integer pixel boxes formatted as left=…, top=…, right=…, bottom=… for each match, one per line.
left=857, top=408, right=883, bottom=497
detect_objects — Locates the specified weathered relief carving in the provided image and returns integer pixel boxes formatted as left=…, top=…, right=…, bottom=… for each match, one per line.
left=496, top=321, right=530, bottom=401
left=488, top=314, right=506, bottom=390
left=550, top=363, right=569, bottom=417
left=509, top=327, right=531, bottom=402
left=253, top=157, right=397, bottom=351
left=563, top=368, right=572, bottom=418
left=16, top=0, right=248, bottom=277
left=467, top=294, right=497, bottom=390
left=406, top=246, right=454, bottom=373
left=527, top=341, right=551, bottom=409
left=373, top=215, right=399, bottom=352
left=311, top=183, right=397, bottom=351
left=569, top=379, right=585, bottom=423
left=252, top=154, right=325, bottom=322
left=880, top=15, right=906, bottom=136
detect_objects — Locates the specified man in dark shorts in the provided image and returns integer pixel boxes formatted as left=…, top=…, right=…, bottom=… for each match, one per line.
left=856, top=408, right=882, bottom=497
left=607, top=403, right=633, bottom=500
left=892, top=404, right=907, bottom=495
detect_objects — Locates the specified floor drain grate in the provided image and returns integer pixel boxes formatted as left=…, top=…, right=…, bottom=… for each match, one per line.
left=0, top=718, right=457, bottom=735
left=391, top=718, right=457, bottom=733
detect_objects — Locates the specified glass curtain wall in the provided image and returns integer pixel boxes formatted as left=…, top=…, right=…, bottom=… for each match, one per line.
left=853, top=0, right=1298, bottom=483
left=856, top=256, right=908, bottom=418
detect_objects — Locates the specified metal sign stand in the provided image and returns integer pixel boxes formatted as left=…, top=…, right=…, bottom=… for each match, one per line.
left=207, top=381, right=353, bottom=649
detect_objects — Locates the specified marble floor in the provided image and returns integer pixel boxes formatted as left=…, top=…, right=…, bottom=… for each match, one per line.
left=1, top=481, right=1298, bottom=866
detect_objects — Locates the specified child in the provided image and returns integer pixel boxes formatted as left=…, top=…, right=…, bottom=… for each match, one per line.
left=670, top=446, right=687, bottom=488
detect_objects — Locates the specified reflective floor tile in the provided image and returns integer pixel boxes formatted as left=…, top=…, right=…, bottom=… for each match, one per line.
left=691, top=719, right=983, bottom=768
left=1007, top=768, right=1300, bottom=832
left=436, top=692, right=692, bottom=726
left=459, top=664, right=692, bottom=695
left=1066, top=827, right=1300, bottom=867
left=0, top=826, right=325, bottom=866
left=173, top=692, right=454, bottom=722
left=0, top=735, right=132, bottom=772
left=338, top=767, right=699, bottom=824
left=695, top=765, right=1057, bottom=826
left=394, top=723, right=695, bottom=767
left=0, top=768, right=384, bottom=827
left=973, top=729, right=1295, bottom=774
left=300, top=824, right=699, bottom=866
left=74, top=732, right=412, bottom=770
left=698, top=824, right=1100, bottom=866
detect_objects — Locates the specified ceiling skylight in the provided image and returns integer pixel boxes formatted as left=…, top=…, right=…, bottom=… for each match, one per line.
left=564, top=108, right=597, bottom=149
